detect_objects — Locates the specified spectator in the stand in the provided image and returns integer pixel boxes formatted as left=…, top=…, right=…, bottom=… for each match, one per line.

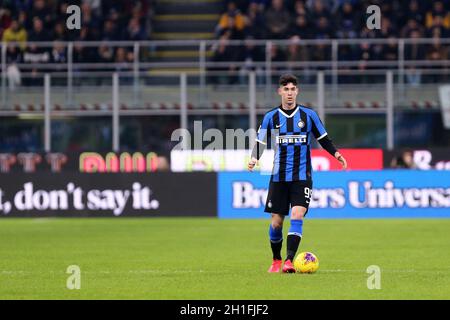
left=0, top=7, right=12, bottom=39
left=309, top=0, right=331, bottom=27
left=401, top=18, right=425, bottom=39
left=425, top=1, right=450, bottom=29
left=2, top=19, right=27, bottom=49
left=114, top=47, right=133, bottom=73
left=426, top=35, right=448, bottom=82
left=98, top=43, right=115, bottom=64
left=291, top=15, right=313, bottom=39
left=427, top=36, right=449, bottom=62
left=335, top=1, right=359, bottom=39
left=379, top=0, right=398, bottom=23
left=53, top=21, right=67, bottom=41
left=359, top=23, right=380, bottom=62
left=269, top=43, right=287, bottom=79
left=132, top=0, right=154, bottom=38
left=315, top=16, right=334, bottom=39
left=28, top=17, right=51, bottom=44
left=390, top=149, right=417, bottom=169
left=51, top=41, right=67, bottom=64
left=286, top=35, right=309, bottom=71
left=374, top=16, right=397, bottom=63
left=124, top=17, right=147, bottom=41
left=73, top=26, right=96, bottom=63
left=290, top=0, right=312, bottom=38
left=405, top=30, right=426, bottom=87
left=293, top=0, right=310, bottom=21
left=6, top=44, right=23, bottom=91
left=80, top=2, right=102, bottom=39
left=30, top=0, right=53, bottom=29
left=380, top=36, right=398, bottom=65
left=216, top=1, right=245, bottom=37
left=305, top=0, right=336, bottom=12
left=405, top=30, right=426, bottom=60
left=98, top=19, right=120, bottom=66
left=211, top=30, right=241, bottom=84
left=50, top=41, right=67, bottom=82
left=404, top=0, right=425, bottom=26
left=427, top=15, right=449, bottom=38
left=108, top=7, right=127, bottom=35
left=102, top=19, right=120, bottom=41
left=265, top=0, right=291, bottom=39
left=247, top=0, right=270, bottom=11
left=312, top=17, right=333, bottom=62
left=83, top=0, right=102, bottom=16
left=238, top=35, right=265, bottom=84
left=244, top=1, right=265, bottom=39
left=334, top=2, right=359, bottom=61
left=377, top=16, right=397, bottom=38
left=6, top=43, right=22, bottom=65
left=24, top=17, right=51, bottom=85
left=356, top=40, right=378, bottom=81
left=219, top=14, right=245, bottom=39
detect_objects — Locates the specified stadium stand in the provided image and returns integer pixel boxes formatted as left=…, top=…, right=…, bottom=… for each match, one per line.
left=0, top=0, right=449, bottom=153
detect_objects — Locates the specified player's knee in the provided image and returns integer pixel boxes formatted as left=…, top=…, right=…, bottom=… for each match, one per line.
left=271, top=215, right=284, bottom=229
left=271, top=219, right=283, bottom=229
left=291, top=207, right=306, bottom=220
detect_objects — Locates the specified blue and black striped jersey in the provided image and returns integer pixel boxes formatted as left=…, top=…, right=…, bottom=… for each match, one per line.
left=256, top=105, right=327, bottom=182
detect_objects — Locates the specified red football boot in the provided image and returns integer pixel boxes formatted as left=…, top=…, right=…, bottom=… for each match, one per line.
left=268, top=259, right=283, bottom=273
left=282, top=259, right=296, bottom=273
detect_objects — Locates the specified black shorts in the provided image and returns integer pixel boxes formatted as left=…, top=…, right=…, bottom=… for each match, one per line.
left=264, top=180, right=313, bottom=216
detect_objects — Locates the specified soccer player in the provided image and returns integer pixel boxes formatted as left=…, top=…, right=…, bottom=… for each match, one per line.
left=248, top=74, right=347, bottom=273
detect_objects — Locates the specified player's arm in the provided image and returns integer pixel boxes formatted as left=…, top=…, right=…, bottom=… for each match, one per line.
left=311, top=112, right=348, bottom=170
left=248, top=141, right=266, bottom=171
left=248, top=113, right=271, bottom=171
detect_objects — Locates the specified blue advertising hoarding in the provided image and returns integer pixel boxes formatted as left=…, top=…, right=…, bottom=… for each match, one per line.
left=218, top=170, right=450, bottom=218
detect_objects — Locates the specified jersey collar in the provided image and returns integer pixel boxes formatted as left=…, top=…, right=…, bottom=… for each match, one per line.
left=278, top=105, right=299, bottom=118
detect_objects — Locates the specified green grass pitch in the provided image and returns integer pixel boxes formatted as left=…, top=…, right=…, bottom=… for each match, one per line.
left=0, top=218, right=449, bottom=299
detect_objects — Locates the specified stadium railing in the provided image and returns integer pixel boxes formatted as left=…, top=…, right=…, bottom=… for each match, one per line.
left=1, top=38, right=448, bottom=153
left=1, top=38, right=449, bottom=108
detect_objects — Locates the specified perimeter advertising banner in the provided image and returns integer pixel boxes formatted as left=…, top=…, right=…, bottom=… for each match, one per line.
left=218, top=170, right=450, bottom=218
left=0, top=173, right=216, bottom=217
left=171, top=149, right=383, bottom=172
left=0, top=152, right=163, bottom=173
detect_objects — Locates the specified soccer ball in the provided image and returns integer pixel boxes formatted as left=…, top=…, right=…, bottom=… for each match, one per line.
left=294, top=252, right=319, bottom=273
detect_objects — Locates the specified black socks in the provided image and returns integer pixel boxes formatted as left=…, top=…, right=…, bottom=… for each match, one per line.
left=270, top=240, right=282, bottom=260
left=286, top=234, right=301, bottom=261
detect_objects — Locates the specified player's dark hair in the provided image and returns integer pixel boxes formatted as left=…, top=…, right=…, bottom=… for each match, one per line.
left=279, top=74, right=298, bottom=87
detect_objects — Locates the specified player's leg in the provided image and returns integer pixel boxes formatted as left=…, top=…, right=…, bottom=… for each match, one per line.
left=286, top=206, right=307, bottom=261
left=282, top=206, right=307, bottom=273
left=282, top=181, right=312, bottom=273
left=265, top=180, right=290, bottom=272
left=269, top=213, right=284, bottom=260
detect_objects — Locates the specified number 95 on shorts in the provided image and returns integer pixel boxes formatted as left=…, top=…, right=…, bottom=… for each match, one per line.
left=264, top=180, right=312, bottom=216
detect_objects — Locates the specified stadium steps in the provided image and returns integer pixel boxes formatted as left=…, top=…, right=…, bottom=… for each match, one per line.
left=149, top=0, right=223, bottom=72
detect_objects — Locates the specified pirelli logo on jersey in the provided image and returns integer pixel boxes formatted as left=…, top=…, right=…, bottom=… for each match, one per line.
left=276, top=134, right=307, bottom=145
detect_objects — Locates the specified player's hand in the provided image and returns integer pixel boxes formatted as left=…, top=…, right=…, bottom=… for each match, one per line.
left=334, top=152, right=347, bottom=170
left=248, top=157, right=258, bottom=172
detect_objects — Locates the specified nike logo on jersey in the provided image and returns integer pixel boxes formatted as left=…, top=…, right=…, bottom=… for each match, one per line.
left=275, top=123, right=284, bottom=128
